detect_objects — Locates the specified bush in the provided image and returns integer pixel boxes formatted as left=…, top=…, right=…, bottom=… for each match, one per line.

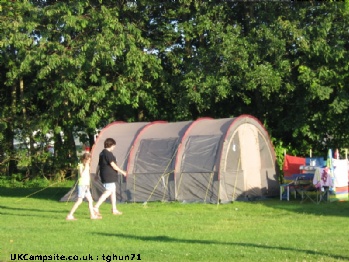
left=0, top=175, right=74, bottom=188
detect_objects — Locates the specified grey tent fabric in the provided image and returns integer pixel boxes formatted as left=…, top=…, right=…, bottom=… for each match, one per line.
left=126, top=121, right=192, bottom=202
left=60, top=115, right=279, bottom=203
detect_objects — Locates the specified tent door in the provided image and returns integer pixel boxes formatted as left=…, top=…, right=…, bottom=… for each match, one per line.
left=238, top=123, right=262, bottom=198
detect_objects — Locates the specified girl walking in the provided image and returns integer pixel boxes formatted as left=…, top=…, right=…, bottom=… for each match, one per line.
left=66, top=153, right=101, bottom=220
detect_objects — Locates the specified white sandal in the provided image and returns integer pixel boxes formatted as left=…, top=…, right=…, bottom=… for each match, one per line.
left=112, top=210, right=122, bottom=215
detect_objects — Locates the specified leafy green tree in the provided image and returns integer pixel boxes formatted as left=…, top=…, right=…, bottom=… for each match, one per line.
left=271, top=2, right=349, bottom=155
left=1, top=0, right=349, bottom=179
left=0, top=0, right=43, bottom=176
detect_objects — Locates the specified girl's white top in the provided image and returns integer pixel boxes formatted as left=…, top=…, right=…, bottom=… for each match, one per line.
left=78, top=163, right=90, bottom=186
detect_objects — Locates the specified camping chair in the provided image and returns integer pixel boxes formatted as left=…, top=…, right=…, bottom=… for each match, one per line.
left=280, top=154, right=306, bottom=201
left=316, top=186, right=330, bottom=203
left=294, top=174, right=317, bottom=203
left=313, top=166, right=333, bottom=204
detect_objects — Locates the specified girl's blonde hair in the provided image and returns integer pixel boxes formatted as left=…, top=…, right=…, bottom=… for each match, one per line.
left=80, top=152, right=91, bottom=165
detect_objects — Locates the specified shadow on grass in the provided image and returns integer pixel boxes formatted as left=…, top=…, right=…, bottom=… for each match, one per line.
left=0, top=204, right=67, bottom=215
left=0, top=187, right=70, bottom=201
left=93, top=232, right=349, bottom=261
left=260, top=198, right=349, bottom=217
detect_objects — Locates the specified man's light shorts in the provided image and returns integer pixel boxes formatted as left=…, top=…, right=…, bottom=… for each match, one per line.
left=78, top=185, right=92, bottom=198
left=103, top=182, right=116, bottom=192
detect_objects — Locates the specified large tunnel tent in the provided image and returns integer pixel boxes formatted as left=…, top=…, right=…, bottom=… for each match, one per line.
left=60, top=115, right=279, bottom=203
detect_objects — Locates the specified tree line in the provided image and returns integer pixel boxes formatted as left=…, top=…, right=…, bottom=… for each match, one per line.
left=1, top=0, right=349, bottom=179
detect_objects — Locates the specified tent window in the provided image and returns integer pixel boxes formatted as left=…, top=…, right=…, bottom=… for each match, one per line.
left=181, top=135, right=222, bottom=173
left=134, top=138, right=179, bottom=174
left=225, top=134, right=241, bottom=173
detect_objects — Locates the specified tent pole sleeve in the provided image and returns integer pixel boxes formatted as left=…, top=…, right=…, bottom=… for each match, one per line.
left=232, top=157, right=241, bottom=201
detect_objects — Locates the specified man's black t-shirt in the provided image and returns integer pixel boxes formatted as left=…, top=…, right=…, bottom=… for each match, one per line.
left=98, top=149, right=118, bottom=183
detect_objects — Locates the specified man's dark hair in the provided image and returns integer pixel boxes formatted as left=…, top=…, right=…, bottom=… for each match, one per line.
left=104, top=138, right=116, bottom=148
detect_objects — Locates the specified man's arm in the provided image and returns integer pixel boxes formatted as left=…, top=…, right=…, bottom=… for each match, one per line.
left=110, top=161, right=127, bottom=176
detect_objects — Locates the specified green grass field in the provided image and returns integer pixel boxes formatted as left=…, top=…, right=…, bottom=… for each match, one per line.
left=1, top=185, right=349, bottom=262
